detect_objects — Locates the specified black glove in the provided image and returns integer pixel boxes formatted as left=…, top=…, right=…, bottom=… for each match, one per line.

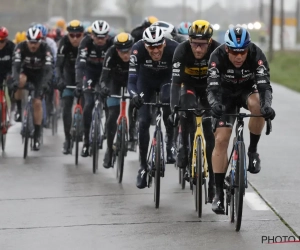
left=56, top=79, right=66, bottom=91
left=10, top=81, right=19, bottom=93
left=211, top=103, right=225, bottom=119
left=42, top=83, right=51, bottom=94
left=168, top=112, right=179, bottom=127
left=131, top=94, right=144, bottom=109
left=74, top=83, right=83, bottom=98
left=99, top=86, right=110, bottom=98
left=261, top=106, right=276, bottom=120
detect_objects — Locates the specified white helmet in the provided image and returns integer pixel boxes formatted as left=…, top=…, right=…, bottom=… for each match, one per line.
left=91, top=20, right=110, bottom=37
left=151, top=21, right=177, bottom=39
left=143, top=26, right=165, bottom=45
left=26, top=27, right=43, bottom=42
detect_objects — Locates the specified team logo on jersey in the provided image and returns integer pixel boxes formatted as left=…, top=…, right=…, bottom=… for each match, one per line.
left=173, top=62, right=181, bottom=68
left=133, top=50, right=138, bottom=55
left=258, top=60, right=263, bottom=65
left=211, top=62, right=216, bottom=67
left=130, top=55, right=137, bottom=66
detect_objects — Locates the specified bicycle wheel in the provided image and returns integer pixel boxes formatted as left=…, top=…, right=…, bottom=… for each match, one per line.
left=0, top=105, right=3, bottom=151
left=52, top=109, right=57, bottom=136
left=116, top=118, right=126, bottom=183
left=235, top=142, right=246, bottom=231
left=74, top=110, right=81, bottom=165
left=154, top=131, right=161, bottom=209
left=195, top=137, right=203, bottom=218
left=92, top=114, right=99, bottom=174
left=23, top=110, right=29, bottom=159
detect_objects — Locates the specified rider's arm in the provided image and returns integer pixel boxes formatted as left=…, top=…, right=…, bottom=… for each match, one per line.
left=46, top=37, right=58, bottom=61
left=42, top=45, right=54, bottom=85
left=253, top=45, right=273, bottom=108
left=12, top=43, right=23, bottom=82
left=171, top=43, right=185, bottom=110
left=127, top=43, right=140, bottom=97
left=75, top=36, right=88, bottom=85
left=206, top=51, right=222, bottom=107
left=99, top=46, right=114, bottom=88
left=55, top=38, right=66, bottom=82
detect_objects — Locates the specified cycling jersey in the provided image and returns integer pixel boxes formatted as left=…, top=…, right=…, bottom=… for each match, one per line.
left=56, top=35, right=78, bottom=85
left=46, top=37, right=57, bottom=60
left=0, top=40, right=15, bottom=83
left=75, top=35, right=114, bottom=86
left=100, top=45, right=129, bottom=88
left=130, top=26, right=144, bottom=42
left=12, top=41, right=53, bottom=85
left=128, top=38, right=178, bottom=99
left=206, top=43, right=272, bottom=108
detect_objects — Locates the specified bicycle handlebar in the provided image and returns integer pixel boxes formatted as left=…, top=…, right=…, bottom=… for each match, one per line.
left=143, top=102, right=169, bottom=106
left=109, top=94, right=131, bottom=100
left=65, top=85, right=76, bottom=89
left=222, top=113, right=272, bottom=135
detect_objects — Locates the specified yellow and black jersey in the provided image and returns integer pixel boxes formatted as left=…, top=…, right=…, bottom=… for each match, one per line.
left=172, top=39, right=220, bottom=88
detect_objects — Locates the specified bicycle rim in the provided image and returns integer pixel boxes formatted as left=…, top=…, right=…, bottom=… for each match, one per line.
left=154, top=131, right=161, bottom=209
left=235, top=143, right=245, bottom=231
left=75, top=112, right=80, bottom=165
left=1, top=133, right=6, bottom=152
left=23, top=111, right=29, bottom=159
left=52, top=110, right=56, bottom=136
left=117, top=119, right=126, bottom=183
left=92, top=116, right=99, bottom=174
left=196, top=137, right=203, bottom=218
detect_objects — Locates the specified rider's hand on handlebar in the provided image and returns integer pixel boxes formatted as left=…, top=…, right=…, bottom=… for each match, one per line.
left=131, top=94, right=144, bottom=109
left=211, top=103, right=225, bottom=119
left=261, top=106, right=276, bottom=120
left=74, top=82, right=83, bottom=98
left=99, top=85, right=110, bottom=98
left=168, top=112, right=180, bottom=127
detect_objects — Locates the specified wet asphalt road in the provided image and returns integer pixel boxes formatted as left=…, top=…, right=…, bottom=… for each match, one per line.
left=0, top=83, right=299, bottom=250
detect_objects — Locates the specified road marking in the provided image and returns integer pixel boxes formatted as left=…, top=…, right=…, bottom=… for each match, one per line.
left=245, top=192, right=270, bottom=210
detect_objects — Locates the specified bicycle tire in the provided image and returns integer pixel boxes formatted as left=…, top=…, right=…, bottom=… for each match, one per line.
left=52, top=109, right=56, bottom=136
left=154, top=131, right=161, bottom=209
left=75, top=110, right=81, bottom=165
left=23, top=109, right=29, bottom=159
left=92, top=114, right=99, bottom=174
left=235, top=142, right=245, bottom=231
left=181, top=168, right=186, bottom=189
left=196, top=137, right=203, bottom=218
left=117, top=118, right=126, bottom=183
left=0, top=105, right=3, bottom=151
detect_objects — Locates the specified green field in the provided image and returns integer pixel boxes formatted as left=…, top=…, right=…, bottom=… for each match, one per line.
left=269, top=51, right=300, bottom=92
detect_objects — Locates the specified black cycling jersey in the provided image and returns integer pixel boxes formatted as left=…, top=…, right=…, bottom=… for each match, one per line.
left=0, top=40, right=15, bottom=82
left=12, top=41, right=53, bottom=84
left=131, top=26, right=144, bottom=43
left=172, top=35, right=187, bottom=43
left=75, top=35, right=114, bottom=85
left=56, top=35, right=78, bottom=83
left=100, top=45, right=129, bottom=88
left=128, top=38, right=178, bottom=97
left=206, top=43, right=272, bottom=108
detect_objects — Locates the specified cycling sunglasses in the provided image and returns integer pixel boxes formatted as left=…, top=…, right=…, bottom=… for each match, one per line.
left=69, top=33, right=82, bottom=38
left=145, top=42, right=164, bottom=50
left=0, top=39, right=7, bottom=44
left=190, top=42, right=208, bottom=49
left=228, top=48, right=248, bottom=56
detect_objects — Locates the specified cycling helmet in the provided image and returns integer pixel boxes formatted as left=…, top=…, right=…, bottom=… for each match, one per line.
left=0, top=27, right=9, bottom=40
left=56, top=19, right=66, bottom=29
left=14, top=31, right=27, bottom=44
left=91, top=20, right=110, bottom=37
left=114, top=32, right=134, bottom=51
left=151, top=21, right=177, bottom=39
left=225, top=26, right=251, bottom=50
left=26, top=27, right=43, bottom=42
left=142, top=16, right=158, bottom=28
left=85, top=26, right=92, bottom=34
left=178, top=22, right=191, bottom=35
left=188, top=20, right=213, bottom=39
left=67, top=20, right=84, bottom=33
left=143, top=26, right=165, bottom=45
left=34, top=24, right=48, bottom=37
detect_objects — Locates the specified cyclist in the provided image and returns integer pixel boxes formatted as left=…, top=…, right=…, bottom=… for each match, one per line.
left=206, top=26, right=276, bottom=214
left=12, top=27, right=53, bottom=150
left=151, top=21, right=186, bottom=43
left=169, top=20, right=220, bottom=203
left=177, top=21, right=191, bottom=40
left=56, top=20, right=84, bottom=154
left=131, top=16, right=158, bottom=42
left=99, top=32, right=135, bottom=168
left=75, top=20, right=114, bottom=157
left=0, top=27, right=15, bottom=106
left=34, top=24, right=57, bottom=59
left=128, top=26, right=178, bottom=189
left=13, top=31, right=27, bottom=45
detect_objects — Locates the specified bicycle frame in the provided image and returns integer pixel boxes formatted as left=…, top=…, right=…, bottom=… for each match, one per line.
left=0, top=87, right=8, bottom=134
left=89, top=98, right=102, bottom=145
